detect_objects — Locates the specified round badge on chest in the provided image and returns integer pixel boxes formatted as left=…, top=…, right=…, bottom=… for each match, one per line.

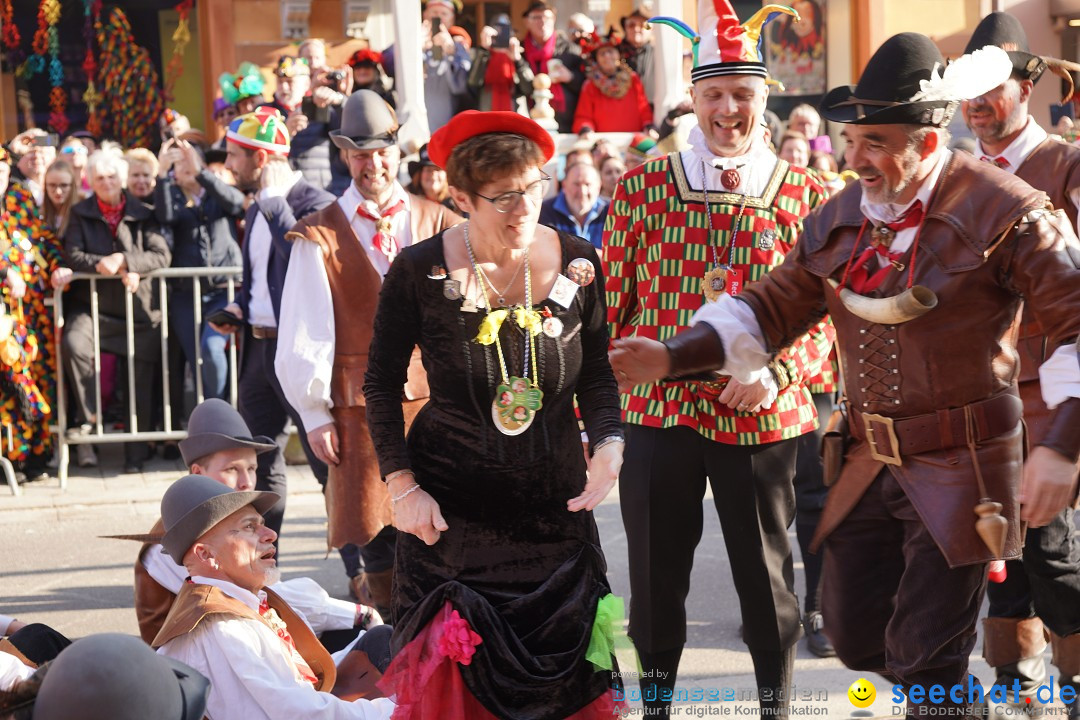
left=566, top=257, right=596, bottom=287
left=758, top=228, right=777, bottom=251
left=720, top=168, right=741, bottom=191
left=542, top=315, right=563, bottom=338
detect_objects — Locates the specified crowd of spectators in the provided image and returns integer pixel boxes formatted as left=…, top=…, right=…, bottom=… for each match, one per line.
left=0, top=0, right=857, bottom=491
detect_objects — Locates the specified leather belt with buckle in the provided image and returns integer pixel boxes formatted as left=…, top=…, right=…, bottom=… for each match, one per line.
left=850, top=392, right=1023, bottom=466
left=251, top=326, right=278, bottom=340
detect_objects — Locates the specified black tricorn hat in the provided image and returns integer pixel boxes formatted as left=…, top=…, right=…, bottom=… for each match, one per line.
left=963, top=12, right=1046, bottom=83
left=820, top=33, right=956, bottom=128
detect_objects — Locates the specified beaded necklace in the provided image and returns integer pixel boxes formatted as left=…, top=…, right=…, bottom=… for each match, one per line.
left=464, top=222, right=544, bottom=435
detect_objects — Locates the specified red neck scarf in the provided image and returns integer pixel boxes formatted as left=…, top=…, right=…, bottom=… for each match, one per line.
left=96, top=195, right=126, bottom=237
left=258, top=596, right=319, bottom=686
left=523, top=33, right=564, bottom=112
left=848, top=202, right=925, bottom=293
left=357, top=198, right=407, bottom=263
left=485, top=52, right=516, bottom=111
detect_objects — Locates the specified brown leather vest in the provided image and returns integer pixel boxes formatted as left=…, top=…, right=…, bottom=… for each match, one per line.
left=153, top=582, right=337, bottom=692
left=134, top=518, right=172, bottom=644
left=741, top=151, right=1080, bottom=565
left=1012, top=138, right=1080, bottom=386
left=287, top=193, right=462, bottom=409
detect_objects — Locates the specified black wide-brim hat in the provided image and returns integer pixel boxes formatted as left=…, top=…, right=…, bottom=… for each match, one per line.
left=963, top=12, right=1046, bottom=83
left=821, top=32, right=957, bottom=128
left=408, top=143, right=437, bottom=176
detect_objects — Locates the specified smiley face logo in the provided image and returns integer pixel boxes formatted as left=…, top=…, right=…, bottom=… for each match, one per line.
left=847, top=678, right=876, bottom=708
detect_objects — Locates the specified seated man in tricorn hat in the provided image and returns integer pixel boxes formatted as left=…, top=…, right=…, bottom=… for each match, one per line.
left=153, top=474, right=395, bottom=719
left=275, top=90, right=461, bottom=615
left=129, top=399, right=383, bottom=650
left=611, top=32, right=1080, bottom=717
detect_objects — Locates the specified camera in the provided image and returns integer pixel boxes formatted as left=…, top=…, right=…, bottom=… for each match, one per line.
left=325, top=70, right=345, bottom=84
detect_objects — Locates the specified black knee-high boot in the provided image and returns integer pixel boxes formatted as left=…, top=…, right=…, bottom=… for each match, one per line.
left=751, top=644, right=796, bottom=719
left=638, top=646, right=683, bottom=717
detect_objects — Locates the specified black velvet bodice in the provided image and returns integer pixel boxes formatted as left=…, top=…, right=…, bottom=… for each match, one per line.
left=364, top=230, right=622, bottom=522
left=363, top=230, right=623, bottom=719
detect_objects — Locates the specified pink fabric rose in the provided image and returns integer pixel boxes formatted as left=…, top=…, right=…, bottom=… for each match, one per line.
left=438, top=609, right=483, bottom=665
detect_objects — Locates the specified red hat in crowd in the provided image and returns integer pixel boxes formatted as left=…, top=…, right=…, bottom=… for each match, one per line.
left=428, top=110, right=555, bottom=168
left=348, top=49, right=383, bottom=69
left=579, top=30, right=622, bottom=59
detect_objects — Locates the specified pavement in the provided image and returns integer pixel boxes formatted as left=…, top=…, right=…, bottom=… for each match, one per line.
left=0, top=444, right=1069, bottom=718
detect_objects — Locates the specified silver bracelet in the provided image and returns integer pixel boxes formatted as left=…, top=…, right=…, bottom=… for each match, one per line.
left=391, top=482, right=422, bottom=505
left=385, top=469, right=415, bottom=483
left=591, top=436, right=625, bottom=456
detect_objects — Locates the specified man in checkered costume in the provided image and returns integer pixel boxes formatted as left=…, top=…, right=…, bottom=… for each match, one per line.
left=602, top=1, right=832, bottom=717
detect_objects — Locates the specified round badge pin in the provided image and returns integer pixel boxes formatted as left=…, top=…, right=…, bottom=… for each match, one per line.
left=758, top=228, right=777, bottom=251
left=443, top=279, right=462, bottom=300
left=566, top=258, right=596, bottom=287
left=542, top=316, right=563, bottom=338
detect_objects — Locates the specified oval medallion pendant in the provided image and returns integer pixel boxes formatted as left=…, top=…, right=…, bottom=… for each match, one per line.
left=491, top=378, right=544, bottom=436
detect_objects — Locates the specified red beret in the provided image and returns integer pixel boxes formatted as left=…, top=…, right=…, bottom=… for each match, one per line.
left=428, top=110, right=556, bottom=169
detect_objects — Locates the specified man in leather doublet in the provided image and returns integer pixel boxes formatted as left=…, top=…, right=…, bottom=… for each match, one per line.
left=961, top=11, right=1080, bottom=715
left=610, top=33, right=1080, bottom=717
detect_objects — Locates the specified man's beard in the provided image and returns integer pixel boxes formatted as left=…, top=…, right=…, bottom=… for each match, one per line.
left=263, top=567, right=282, bottom=587
left=968, top=114, right=1009, bottom=145
left=861, top=148, right=921, bottom=204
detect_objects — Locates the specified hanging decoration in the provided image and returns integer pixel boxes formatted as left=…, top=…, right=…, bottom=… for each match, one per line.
left=163, top=0, right=193, bottom=103
left=82, top=0, right=103, bottom=136
left=0, top=0, right=23, bottom=69
left=95, top=7, right=163, bottom=147
left=28, top=0, right=68, bottom=133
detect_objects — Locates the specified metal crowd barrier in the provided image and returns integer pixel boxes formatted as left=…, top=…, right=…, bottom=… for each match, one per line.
left=50, top=267, right=243, bottom=489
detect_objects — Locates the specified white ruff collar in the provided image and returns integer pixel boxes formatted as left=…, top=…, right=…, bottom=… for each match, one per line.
left=687, top=124, right=772, bottom=170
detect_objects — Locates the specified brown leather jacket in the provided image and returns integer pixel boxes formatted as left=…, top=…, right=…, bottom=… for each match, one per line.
left=735, top=151, right=1080, bottom=567
left=1011, top=138, right=1080, bottom=444
left=286, top=193, right=462, bottom=548
left=153, top=582, right=336, bottom=692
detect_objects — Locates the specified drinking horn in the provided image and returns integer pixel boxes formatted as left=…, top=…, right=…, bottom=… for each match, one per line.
left=826, top=279, right=938, bottom=325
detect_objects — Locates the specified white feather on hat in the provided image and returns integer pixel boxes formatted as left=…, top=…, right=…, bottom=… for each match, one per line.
left=910, top=45, right=1013, bottom=103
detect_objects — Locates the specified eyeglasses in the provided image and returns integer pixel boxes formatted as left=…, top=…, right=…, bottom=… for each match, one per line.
left=46, top=183, right=72, bottom=191
left=475, top=174, right=550, bottom=213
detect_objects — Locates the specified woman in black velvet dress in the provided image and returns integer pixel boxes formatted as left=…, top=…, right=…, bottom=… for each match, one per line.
left=363, top=111, right=625, bottom=719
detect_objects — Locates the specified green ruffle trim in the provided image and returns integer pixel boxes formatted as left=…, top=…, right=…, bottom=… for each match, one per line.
left=586, top=593, right=630, bottom=672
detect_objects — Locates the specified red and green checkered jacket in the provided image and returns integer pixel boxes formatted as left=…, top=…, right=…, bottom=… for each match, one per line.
left=603, top=152, right=833, bottom=445
left=806, top=346, right=839, bottom=396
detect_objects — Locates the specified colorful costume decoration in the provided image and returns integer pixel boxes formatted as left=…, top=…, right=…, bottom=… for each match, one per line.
left=218, top=62, right=266, bottom=107
left=94, top=7, right=164, bottom=148
left=225, top=107, right=291, bottom=155
left=0, top=184, right=63, bottom=465
left=163, top=0, right=193, bottom=103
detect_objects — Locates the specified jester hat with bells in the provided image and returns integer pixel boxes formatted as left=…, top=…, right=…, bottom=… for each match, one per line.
left=963, top=11, right=1080, bottom=105
left=650, top=0, right=798, bottom=88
